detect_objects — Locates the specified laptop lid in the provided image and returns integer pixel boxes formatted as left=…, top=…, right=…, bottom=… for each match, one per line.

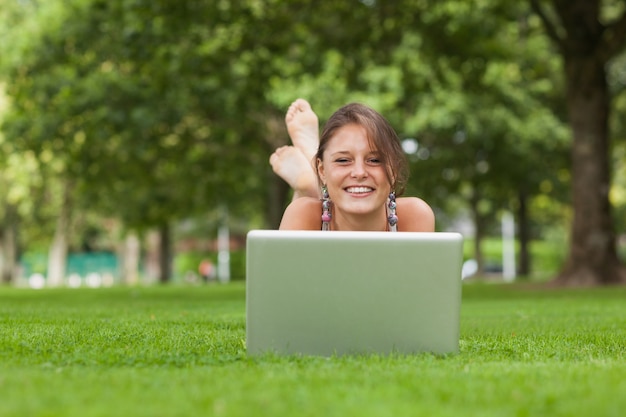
left=246, top=230, right=463, bottom=356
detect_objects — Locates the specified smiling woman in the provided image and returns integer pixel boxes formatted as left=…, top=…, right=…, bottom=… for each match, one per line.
left=270, top=100, right=435, bottom=232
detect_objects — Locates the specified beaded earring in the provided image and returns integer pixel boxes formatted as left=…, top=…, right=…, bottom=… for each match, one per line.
left=387, top=191, right=398, bottom=232
left=321, top=185, right=331, bottom=231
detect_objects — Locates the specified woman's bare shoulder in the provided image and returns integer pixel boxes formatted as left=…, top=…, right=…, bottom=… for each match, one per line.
left=396, top=197, right=435, bottom=232
left=279, top=197, right=322, bottom=230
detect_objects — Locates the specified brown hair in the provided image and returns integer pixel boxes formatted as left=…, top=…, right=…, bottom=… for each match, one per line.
left=315, top=103, right=409, bottom=195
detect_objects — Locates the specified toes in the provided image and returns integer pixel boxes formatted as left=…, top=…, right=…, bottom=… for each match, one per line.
left=285, top=104, right=298, bottom=122
left=270, top=146, right=290, bottom=164
left=294, top=98, right=311, bottom=112
left=286, top=98, right=311, bottom=120
left=270, top=148, right=284, bottom=164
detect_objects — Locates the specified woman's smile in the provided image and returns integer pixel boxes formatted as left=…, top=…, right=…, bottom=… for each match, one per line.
left=345, top=186, right=374, bottom=195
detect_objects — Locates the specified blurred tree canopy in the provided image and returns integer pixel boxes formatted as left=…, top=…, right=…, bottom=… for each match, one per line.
left=0, top=0, right=625, bottom=285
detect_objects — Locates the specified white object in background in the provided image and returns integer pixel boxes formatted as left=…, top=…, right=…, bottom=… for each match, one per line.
left=462, top=259, right=478, bottom=280
left=502, top=211, right=516, bottom=282
left=29, top=273, right=46, bottom=289
left=217, top=207, right=230, bottom=283
left=102, top=272, right=115, bottom=287
left=67, top=273, right=82, bottom=288
left=86, top=272, right=102, bottom=288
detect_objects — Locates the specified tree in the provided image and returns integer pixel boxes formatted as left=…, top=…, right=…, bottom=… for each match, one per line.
left=1, top=0, right=283, bottom=282
left=530, top=0, right=626, bottom=285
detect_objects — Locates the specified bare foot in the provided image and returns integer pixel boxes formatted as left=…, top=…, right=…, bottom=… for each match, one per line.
left=270, top=146, right=319, bottom=199
left=285, top=99, right=319, bottom=162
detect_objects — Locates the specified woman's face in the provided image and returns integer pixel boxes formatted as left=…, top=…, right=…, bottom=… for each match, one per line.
left=317, top=123, right=392, bottom=219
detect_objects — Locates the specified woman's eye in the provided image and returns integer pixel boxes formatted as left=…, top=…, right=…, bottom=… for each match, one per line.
left=335, top=158, right=350, bottom=163
left=368, top=158, right=382, bottom=164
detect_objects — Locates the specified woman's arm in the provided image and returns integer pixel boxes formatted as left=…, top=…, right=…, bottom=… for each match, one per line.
left=279, top=197, right=322, bottom=230
left=396, top=197, right=435, bottom=232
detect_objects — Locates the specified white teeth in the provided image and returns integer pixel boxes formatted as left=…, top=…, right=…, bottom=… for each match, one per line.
left=346, top=187, right=373, bottom=193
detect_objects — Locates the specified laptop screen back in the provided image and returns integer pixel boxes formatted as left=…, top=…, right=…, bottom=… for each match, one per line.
left=246, top=230, right=463, bottom=356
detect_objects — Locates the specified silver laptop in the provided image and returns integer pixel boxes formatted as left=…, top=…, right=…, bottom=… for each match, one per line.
left=246, top=230, right=463, bottom=356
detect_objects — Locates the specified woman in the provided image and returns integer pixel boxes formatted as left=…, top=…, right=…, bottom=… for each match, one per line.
left=270, top=99, right=435, bottom=232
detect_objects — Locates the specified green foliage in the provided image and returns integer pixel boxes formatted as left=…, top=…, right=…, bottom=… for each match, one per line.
left=5, top=0, right=621, bottom=282
left=1, top=284, right=626, bottom=416
left=2, top=0, right=283, bottom=232
left=19, top=251, right=48, bottom=276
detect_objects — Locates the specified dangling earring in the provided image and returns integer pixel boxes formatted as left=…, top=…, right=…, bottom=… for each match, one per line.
left=321, top=185, right=331, bottom=231
left=387, top=191, right=398, bottom=232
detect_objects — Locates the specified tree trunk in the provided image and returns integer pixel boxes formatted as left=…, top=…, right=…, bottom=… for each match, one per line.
left=267, top=172, right=290, bottom=229
left=142, top=226, right=172, bottom=284
left=47, top=181, right=71, bottom=287
left=529, top=0, right=626, bottom=285
left=469, top=190, right=485, bottom=276
left=0, top=203, right=19, bottom=284
left=517, top=190, right=531, bottom=276
left=121, top=232, right=140, bottom=285
left=0, top=234, right=4, bottom=284
left=158, top=222, right=171, bottom=283
left=144, top=230, right=160, bottom=284
left=555, top=35, right=626, bottom=285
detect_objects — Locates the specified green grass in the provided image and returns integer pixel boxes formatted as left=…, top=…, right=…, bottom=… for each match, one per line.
left=1, top=283, right=625, bottom=417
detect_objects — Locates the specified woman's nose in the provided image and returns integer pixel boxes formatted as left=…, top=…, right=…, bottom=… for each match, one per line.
left=351, top=161, right=368, bottom=178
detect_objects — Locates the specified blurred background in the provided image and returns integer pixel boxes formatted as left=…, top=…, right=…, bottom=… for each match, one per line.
left=1, top=0, right=625, bottom=288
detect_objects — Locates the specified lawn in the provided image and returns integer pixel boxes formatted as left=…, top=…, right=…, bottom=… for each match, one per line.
left=1, top=283, right=625, bottom=417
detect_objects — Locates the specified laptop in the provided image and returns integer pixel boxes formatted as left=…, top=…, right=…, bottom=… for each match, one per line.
left=246, top=230, right=464, bottom=356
